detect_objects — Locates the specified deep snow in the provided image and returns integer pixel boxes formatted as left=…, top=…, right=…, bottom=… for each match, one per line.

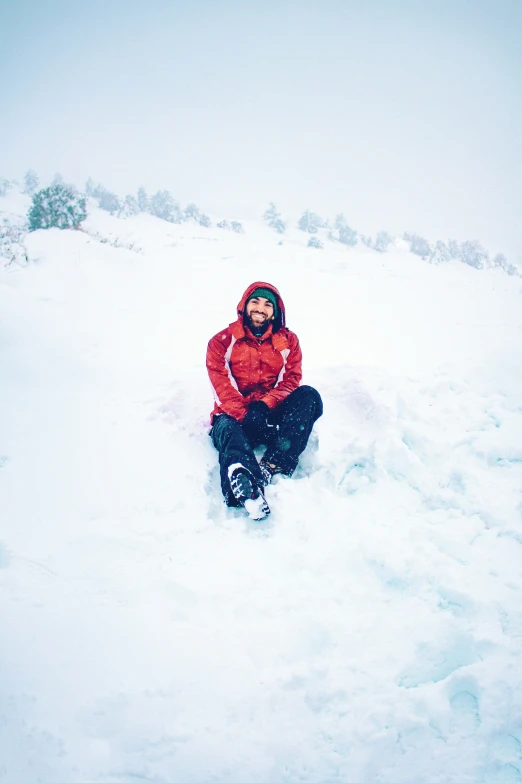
left=1, top=195, right=522, bottom=782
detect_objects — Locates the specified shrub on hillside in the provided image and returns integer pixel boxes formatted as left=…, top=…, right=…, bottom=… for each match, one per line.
left=184, top=203, right=201, bottom=222
left=430, top=240, right=452, bottom=264
left=334, top=214, right=357, bottom=246
left=1, top=218, right=28, bottom=265
left=97, top=189, right=121, bottom=215
left=149, top=190, right=182, bottom=223
left=491, top=253, right=509, bottom=273
left=28, top=184, right=87, bottom=231
left=307, top=236, right=323, bottom=249
left=217, top=220, right=243, bottom=233
left=491, top=253, right=518, bottom=276
left=404, top=232, right=431, bottom=259
left=118, top=195, right=140, bottom=218
left=374, top=231, right=393, bottom=253
left=458, top=240, right=488, bottom=269
left=338, top=225, right=357, bottom=246
left=181, top=203, right=211, bottom=227
left=298, top=211, right=323, bottom=234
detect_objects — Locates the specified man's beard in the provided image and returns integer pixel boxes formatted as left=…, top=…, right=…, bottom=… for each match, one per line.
left=246, top=314, right=270, bottom=334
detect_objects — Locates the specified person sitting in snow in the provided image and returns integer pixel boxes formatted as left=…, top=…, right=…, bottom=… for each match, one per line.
left=206, top=281, right=323, bottom=519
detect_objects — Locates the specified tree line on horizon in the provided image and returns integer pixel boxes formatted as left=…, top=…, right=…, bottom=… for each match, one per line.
left=0, top=171, right=243, bottom=234
left=262, top=202, right=517, bottom=274
left=0, top=171, right=518, bottom=276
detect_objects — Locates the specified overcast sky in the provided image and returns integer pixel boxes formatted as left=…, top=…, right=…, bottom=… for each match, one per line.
left=1, top=0, right=521, bottom=258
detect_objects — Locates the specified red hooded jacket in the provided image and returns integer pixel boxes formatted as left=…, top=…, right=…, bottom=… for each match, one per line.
left=206, top=281, right=302, bottom=422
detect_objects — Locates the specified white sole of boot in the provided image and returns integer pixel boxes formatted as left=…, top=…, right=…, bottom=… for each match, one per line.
left=244, top=495, right=270, bottom=521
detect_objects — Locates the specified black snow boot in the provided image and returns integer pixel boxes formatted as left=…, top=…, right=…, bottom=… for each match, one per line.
left=228, top=464, right=270, bottom=520
left=259, top=458, right=293, bottom=487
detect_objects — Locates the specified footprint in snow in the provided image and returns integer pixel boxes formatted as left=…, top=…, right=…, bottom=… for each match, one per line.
left=449, top=690, right=481, bottom=737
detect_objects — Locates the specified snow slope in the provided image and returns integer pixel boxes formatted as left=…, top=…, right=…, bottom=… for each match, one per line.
left=1, top=196, right=522, bottom=783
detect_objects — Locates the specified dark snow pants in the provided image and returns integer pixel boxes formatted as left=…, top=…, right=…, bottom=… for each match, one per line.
left=211, top=385, right=323, bottom=505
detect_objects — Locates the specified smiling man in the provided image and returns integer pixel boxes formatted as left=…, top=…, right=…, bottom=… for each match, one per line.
left=206, top=281, right=323, bottom=519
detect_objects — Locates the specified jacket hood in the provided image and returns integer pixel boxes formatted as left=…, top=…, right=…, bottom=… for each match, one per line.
left=236, top=281, right=286, bottom=331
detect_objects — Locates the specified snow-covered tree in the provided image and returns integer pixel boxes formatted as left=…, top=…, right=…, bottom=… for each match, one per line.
left=137, top=187, right=149, bottom=213
left=334, top=214, right=357, bottom=246
left=298, top=211, right=322, bottom=234
left=404, top=232, right=431, bottom=259
left=430, top=240, right=451, bottom=264
left=149, top=190, right=181, bottom=223
left=491, top=253, right=518, bottom=275
left=118, top=195, right=140, bottom=218
left=97, top=189, right=121, bottom=215
left=360, top=235, right=373, bottom=248
left=458, top=240, right=488, bottom=269
left=263, top=203, right=286, bottom=234
left=91, top=183, right=106, bottom=199
left=23, top=170, right=39, bottom=195
left=374, top=231, right=393, bottom=253
left=448, top=240, right=460, bottom=259
left=182, top=203, right=211, bottom=227
left=339, top=225, right=357, bottom=246
left=0, top=179, right=10, bottom=196
left=307, top=236, right=323, bottom=249
left=28, top=184, right=87, bottom=231
left=217, top=220, right=230, bottom=229
left=184, top=203, right=200, bottom=222
left=85, top=178, right=97, bottom=197
left=52, top=172, right=64, bottom=187
left=491, top=252, right=507, bottom=269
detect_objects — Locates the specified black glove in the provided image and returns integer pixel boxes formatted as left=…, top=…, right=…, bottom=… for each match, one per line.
left=242, top=400, right=269, bottom=438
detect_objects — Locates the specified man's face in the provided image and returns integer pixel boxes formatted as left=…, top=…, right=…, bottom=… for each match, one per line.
left=245, top=296, right=274, bottom=328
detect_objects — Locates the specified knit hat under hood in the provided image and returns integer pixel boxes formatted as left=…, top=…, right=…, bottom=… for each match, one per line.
left=246, top=287, right=279, bottom=318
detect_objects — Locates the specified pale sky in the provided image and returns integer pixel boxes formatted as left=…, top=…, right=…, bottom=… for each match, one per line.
left=1, top=0, right=521, bottom=259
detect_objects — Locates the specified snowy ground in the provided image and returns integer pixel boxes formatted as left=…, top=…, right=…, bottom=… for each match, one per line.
left=1, top=196, right=522, bottom=782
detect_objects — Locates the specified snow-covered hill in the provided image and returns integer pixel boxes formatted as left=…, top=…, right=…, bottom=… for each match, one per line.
left=1, top=195, right=522, bottom=783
